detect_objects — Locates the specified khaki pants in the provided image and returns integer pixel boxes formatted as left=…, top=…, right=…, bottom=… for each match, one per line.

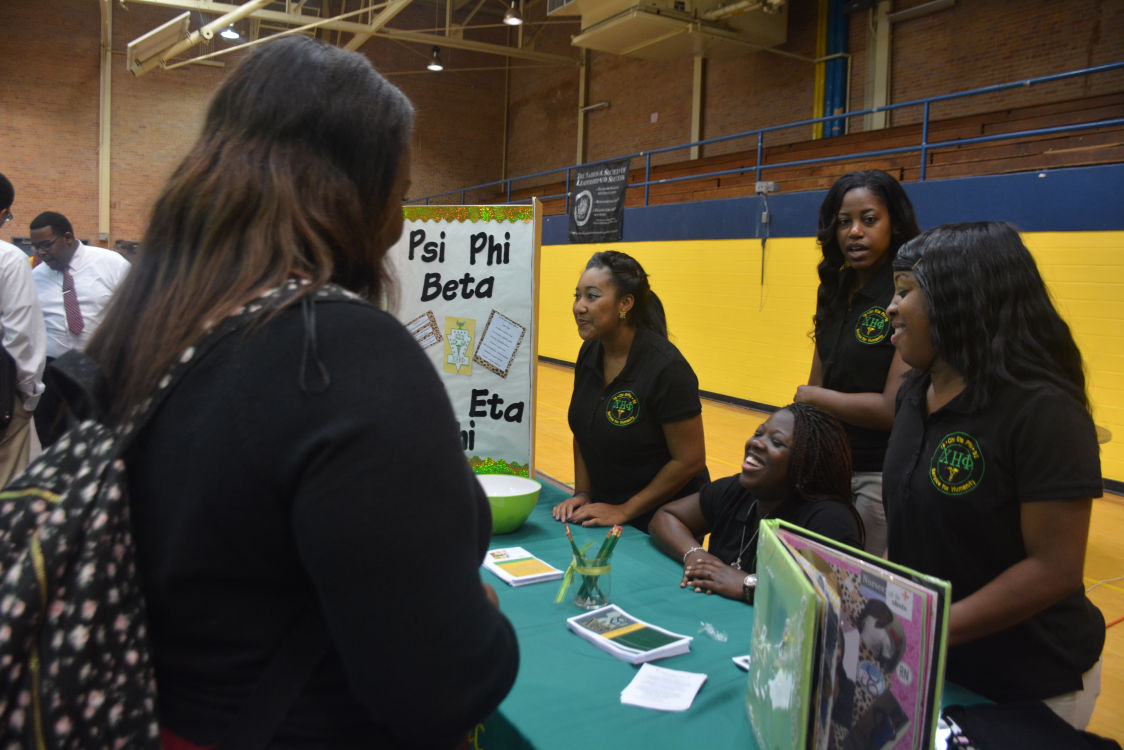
left=0, top=399, right=32, bottom=487
left=852, top=471, right=886, bottom=556
left=1043, top=657, right=1102, bottom=730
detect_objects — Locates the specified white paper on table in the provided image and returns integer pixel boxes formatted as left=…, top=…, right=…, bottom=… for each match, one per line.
left=619, top=663, right=708, bottom=712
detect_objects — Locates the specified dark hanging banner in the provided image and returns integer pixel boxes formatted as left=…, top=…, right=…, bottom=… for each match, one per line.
left=569, top=159, right=630, bottom=243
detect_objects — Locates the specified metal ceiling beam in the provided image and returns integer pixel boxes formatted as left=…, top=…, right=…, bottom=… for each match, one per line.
left=375, top=27, right=574, bottom=64
left=131, top=0, right=274, bottom=74
left=124, top=0, right=578, bottom=65
left=342, top=0, right=412, bottom=51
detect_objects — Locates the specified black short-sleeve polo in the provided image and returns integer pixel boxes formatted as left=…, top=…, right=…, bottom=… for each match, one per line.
left=884, top=373, right=1104, bottom=702
left=698, top=475, right=862, bottom=570
left=568, top=327, right=708, bottom=509
left=814, top=262, right=897, bottom=471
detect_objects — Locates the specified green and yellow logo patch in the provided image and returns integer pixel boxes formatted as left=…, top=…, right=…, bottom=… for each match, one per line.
left=605, top=390, right=640, bottom=427
left=855, top=306, right=890, bottom=344
left=929, top=432, right=985, bottom=496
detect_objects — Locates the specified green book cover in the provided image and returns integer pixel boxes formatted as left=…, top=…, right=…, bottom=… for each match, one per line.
left=746, top=522, right=821, bottom=750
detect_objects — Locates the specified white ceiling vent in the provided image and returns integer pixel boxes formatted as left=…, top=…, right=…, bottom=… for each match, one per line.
left=548, top=0, right=788, bottom=60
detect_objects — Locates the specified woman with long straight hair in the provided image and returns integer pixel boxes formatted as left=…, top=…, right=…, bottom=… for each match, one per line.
left=87, top=37, right=517, bottom=748
left=884, top=222, right=1104, bottom=728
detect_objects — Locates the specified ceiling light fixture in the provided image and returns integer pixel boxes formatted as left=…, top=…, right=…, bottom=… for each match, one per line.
left=503, top=1, right=524, bottom=26
left=426, top=46, right=444, bottom=72
left=219, top=24, right=240, bottom=40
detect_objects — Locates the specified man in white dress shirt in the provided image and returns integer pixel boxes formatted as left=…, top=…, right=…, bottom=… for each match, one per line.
left=29, top=210, right=130, bottom=445
left=0, top=174, right=47, bottom=484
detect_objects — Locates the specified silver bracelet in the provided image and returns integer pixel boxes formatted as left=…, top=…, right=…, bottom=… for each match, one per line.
left=682, top=546, right=705, bottom=564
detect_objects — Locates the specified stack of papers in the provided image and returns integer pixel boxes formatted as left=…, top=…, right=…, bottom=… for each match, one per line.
left=483, top=547, right=564, bottom=587
left=620, top=663, right=708, bottom=712
left=566, top=604, right=692, bottom=664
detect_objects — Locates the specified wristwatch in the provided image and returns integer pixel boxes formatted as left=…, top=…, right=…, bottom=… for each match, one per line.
left=742, top=574, right=758, bottom=604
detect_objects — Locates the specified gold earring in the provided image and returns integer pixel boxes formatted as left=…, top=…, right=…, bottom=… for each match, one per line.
left=619, top=310, right=628, bottom=320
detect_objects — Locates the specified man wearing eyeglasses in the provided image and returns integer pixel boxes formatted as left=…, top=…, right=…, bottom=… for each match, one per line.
left=29, top=210, right=130, bottom=445
left=0, top=173, right=47, bottom=485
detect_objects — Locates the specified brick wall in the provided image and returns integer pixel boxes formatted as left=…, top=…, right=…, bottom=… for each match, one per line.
left=361, top=5, right=507, bottom=205
left=877, top=0, right=1124, bottom=125
left=1, top=0, right=1120, bottom=237
left=3, top=0, right=106, bottom=247
left=0, top=0, right=508, bottom=247
left=503, top=0, right=1121, bottom=196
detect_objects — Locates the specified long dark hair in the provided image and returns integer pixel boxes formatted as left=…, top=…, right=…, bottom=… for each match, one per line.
left=87, top=37, right=413, bottom=420
left=718, top=403, right=863, bottom=549
left=892, top=222, right=1088, bottom=411
left=585, top=250, right=668, bottom=337
left=813, top=170, right=920, bottom=331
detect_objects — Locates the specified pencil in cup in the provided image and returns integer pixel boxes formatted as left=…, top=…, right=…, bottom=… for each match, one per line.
left=575, top=525, right=621, bottom=603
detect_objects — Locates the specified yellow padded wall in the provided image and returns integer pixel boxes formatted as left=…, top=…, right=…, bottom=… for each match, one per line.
left=1023, top=231, right=1123, bottom=484
left=540, top=238, right=821, bottom=407
left=539, top=231, right=1124, bottom=484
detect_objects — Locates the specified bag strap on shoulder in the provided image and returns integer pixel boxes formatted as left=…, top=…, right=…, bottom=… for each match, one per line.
left=54, top=279, right=363, bottom=750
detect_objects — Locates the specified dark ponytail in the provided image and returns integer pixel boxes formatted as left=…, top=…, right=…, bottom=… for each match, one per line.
left=585, top=251, right=668, bottom=337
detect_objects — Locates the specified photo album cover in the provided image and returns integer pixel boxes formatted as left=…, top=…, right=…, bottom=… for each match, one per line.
left=746, top=520, right=951, bottom=750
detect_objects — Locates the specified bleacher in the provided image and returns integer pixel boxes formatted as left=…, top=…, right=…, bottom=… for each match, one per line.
left=497, top=92, right=1123, bottom=215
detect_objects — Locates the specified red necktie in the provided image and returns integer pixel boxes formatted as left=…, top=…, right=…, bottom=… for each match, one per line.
left=63, top=269, right=85, bottom=335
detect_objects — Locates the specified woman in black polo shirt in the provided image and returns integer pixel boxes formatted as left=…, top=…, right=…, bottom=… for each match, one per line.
left=551, top=251, right=708, bottom=532
left=649, top=403, right=863, bottom=603
left=884, top=222, right=1104, bottom=727
left=794, top=170, right=920, bottom=555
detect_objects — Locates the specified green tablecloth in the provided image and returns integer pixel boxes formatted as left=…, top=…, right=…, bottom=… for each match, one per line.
left=478, top=479, right=983, bottom=750
left=479, top=480, right=759, bottom=750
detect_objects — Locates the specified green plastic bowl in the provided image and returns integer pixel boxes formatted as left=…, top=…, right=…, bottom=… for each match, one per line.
left=477, top=474, right=541, bottom=534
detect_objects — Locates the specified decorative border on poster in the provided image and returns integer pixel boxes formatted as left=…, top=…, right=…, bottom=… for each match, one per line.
left=404, top=205, right=535, bottom=224
left=473, top=309, right=526, bottom=379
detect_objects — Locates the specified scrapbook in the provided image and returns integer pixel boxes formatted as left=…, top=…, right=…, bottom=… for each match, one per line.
left=746, top=520, right=951, bottom=750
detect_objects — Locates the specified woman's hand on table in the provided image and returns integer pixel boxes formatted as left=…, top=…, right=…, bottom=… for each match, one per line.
left=683, top=555, right=745, bottom=600
left=552, top=492, right=590, bottom=522
left=568, top=502, right=630, bottom=528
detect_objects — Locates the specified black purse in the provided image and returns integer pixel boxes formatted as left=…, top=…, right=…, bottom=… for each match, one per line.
left=0, top=348, right=16, bottom=431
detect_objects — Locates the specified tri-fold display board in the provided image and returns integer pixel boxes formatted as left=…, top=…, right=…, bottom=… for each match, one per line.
left=388, top=202, right=541, bottom=477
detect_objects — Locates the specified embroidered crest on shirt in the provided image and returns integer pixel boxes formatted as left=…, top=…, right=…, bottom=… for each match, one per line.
left=605, top=390, right=640, bottom=427
left=929, top=432, right=986, bottom=496
left=854, top=306, right=890, bottom=344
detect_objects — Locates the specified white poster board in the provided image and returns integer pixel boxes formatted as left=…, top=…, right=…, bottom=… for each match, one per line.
left=388, top=202, right=540, bottom=478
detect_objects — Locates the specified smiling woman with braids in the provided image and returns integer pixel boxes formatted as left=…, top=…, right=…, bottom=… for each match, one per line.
left=650, top=403, right=863, bottom=603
